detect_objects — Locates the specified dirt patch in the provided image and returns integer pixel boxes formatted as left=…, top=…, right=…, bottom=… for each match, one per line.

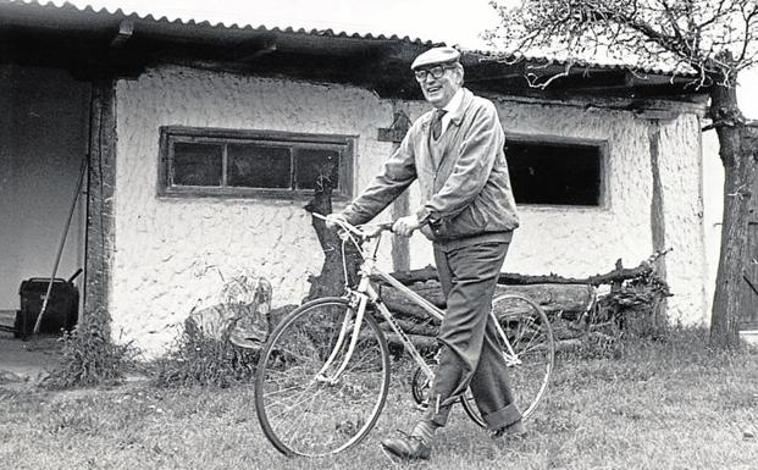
left=0, top=332, right=62, bottom=383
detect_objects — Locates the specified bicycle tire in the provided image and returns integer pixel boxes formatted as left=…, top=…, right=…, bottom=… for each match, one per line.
left=461, top=294, right=554, bottom=427
left=255, top=297, right=390, bottom=457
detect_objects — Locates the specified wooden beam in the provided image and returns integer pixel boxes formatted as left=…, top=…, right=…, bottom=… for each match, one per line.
left=648, top=121, right=669, bottom=323
left=234, top=38, right=278, bottom=63
left=110, top=19, right=134, bottom=49
left=83, top=80, right=117, bottom=320
left=465, top=61, right=528, bottom=83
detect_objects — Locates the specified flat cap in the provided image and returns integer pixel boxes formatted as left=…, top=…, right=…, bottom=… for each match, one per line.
left=410, top=46, right=461, bottom=70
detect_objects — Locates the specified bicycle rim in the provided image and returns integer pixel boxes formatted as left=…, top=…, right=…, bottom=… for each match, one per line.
left=255, top=297, right=390, bottom=457
left=462, top=294, right=554, bottom=427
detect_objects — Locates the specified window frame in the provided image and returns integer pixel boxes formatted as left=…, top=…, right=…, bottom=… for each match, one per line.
left=505, top=133, right=610, bottom=209
left=158, top=126, right=356, bottom=200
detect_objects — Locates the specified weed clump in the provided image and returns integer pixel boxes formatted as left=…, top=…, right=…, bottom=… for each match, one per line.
left=42, top=309, right=137, bottom=389
left=151, top=321, right=259, bottom=388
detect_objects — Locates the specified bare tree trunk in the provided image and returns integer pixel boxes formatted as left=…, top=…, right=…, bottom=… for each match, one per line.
left=303, top=171, right=360, bottom=301
left=709, top=81, right=758, bottom=348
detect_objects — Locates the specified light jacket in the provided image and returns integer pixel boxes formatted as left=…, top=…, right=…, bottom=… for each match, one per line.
left=342, top=88, right=519, bottom=251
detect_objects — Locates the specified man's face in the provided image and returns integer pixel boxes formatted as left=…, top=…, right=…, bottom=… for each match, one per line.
left=415, top=63, right=462, bottom=108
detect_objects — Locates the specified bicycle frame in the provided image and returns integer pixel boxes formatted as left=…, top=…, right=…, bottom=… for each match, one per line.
left=314, top=219, right=521, bottom=386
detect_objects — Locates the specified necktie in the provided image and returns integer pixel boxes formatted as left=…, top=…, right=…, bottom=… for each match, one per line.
left=431, top=109, right=447, bottom=140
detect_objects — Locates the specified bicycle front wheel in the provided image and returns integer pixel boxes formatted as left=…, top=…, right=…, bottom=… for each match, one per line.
left=255, top=297, right=390, bottom=457
left=462, top=294, right=554, bottom=426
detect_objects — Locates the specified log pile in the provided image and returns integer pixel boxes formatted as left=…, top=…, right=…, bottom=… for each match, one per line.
left=376, top=282, right=595, bottom=323
left=381, top=260, right=659, bottom=287
left=372, top=253, right=670, bottom=353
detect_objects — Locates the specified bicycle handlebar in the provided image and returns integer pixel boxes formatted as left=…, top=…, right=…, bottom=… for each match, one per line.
left=311, top=213, right=394, bottom=239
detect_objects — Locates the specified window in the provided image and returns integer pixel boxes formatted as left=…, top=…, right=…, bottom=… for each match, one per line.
left=505, top=138, right=605, bottom=207
left=159, top=127, right=355, bottom=199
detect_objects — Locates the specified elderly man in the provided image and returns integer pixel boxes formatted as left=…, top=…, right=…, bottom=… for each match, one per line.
left=327, top=46, right=523, bottom=460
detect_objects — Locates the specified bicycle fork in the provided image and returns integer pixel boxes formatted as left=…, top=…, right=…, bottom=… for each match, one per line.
left=491, top=310, right=522, bottom=367
left=313, top=280, right=437, bottom=386
left=313, top=295, right=368, bottom=385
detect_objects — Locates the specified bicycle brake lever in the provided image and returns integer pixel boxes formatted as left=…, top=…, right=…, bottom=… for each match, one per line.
left=360, top=222, right=393, bottom=239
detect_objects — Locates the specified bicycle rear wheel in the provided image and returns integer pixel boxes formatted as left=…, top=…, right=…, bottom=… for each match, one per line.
left=462, top=294, right=554, bottom=427
left=255, top=297, right=390, bottom=457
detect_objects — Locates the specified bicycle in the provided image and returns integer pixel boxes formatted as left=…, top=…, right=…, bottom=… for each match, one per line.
left=254, top=215, right=555, bottom=457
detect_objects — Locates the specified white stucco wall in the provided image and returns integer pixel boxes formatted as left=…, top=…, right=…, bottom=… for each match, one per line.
left=112, top=64, right=708, bottom=355
left=498, top=100, right=656, bottom=277
left=113, top=67, right=397, bottom=355
left=657, top=114, right=709, bottom=325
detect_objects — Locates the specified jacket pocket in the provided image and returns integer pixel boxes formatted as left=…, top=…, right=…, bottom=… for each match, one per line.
left=438, top=203, right=487, bottom=239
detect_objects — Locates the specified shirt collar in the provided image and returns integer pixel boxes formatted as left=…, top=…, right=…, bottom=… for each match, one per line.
left=442, top=88, right=464, bottom=115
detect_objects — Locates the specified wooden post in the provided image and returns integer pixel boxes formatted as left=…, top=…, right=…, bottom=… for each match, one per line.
left=648, top=120, right=668, bottom=328
left=83, top=80, right=117, bottom=324
left=377, top=107, right=412, bottom=271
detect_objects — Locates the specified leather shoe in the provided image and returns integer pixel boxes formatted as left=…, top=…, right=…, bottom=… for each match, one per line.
left=491, top=420, right=528, bottom=441
left=380, top=431, right=432, bottom=460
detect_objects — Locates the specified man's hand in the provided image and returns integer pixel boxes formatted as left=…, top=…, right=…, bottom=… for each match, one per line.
left=325, top=213, right=348, bottom=231
left=392, top=215, right=422, bottom=237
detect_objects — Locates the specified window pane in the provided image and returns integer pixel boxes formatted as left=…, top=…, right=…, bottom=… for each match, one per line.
left=227, top=143, right=291, bottom=189
left=506, top=141, right=601, bottom=206
left=295, top=148, right=340, bottom=190
left=173, top=142, right=222, bottom=186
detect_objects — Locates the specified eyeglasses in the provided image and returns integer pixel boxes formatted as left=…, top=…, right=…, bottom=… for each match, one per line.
left=414, top=64, right=456, bottom=81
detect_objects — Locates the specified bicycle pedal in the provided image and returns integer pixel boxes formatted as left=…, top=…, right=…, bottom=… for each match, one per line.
left=413, top=402, right=430, bottom=412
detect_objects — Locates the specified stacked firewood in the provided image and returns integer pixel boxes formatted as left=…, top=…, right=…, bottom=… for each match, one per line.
left=371, top=253, right=671, bottom=352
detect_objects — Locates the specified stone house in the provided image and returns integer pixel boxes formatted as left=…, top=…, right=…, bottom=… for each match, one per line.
left=0, top=1, right=716, bottom=355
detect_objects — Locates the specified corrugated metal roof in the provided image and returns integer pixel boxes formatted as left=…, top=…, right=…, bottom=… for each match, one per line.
left=3, top=0, right=698, bottom=79
left=6, top=0, right=440, bottom=46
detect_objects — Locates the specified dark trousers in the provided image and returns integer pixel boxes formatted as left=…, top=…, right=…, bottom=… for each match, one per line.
left=424, top=241, right=521, bottom=431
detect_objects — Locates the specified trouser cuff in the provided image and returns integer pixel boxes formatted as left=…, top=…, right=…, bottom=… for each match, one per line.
left=483, top=403, right=522, bottom=431
left=424, top=395, right=453, bottom=428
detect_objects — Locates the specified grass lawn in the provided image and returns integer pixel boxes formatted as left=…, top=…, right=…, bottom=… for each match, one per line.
left=1, top=331, right=756, bottom=469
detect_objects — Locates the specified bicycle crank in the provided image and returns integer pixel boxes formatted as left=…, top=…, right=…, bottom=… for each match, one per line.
left=410, top=366, right=433, bottom=408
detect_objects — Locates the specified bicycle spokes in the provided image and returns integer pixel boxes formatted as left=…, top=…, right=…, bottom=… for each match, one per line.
left=496, top=296, right=554, bottom=420
left=462, top=295, right=555, bottom=427
left=255, top=298, right=390, bottom=457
